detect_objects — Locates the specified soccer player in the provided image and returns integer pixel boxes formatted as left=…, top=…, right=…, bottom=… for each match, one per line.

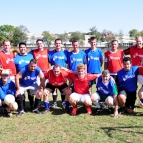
left=48, top=38, right=68, bottom=108
left=117, top=57, right=139, bottom=114
left=124, top=36, right=143, bottom=66
left=0, top=40, right=16, bottom=82
left=91, top=70, right=118, bottom=117
left=68, top=64, right=101, bottom=115
left=15, top=59, right=45, bottom=116
left=0, top=70, right=18, bottom=117
left=104, top=40, right=124, bottom=80
left=42, top=64, right=72, bottom=113
left=67, top=40, right=86, bottom=72
left=14, top=42, right=34, bottom=109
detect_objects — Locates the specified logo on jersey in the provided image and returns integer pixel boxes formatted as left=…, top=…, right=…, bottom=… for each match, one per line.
left=71, top=58, right=82, bottom=63
left=24, top=76, right=37, bottom=80
left=6, top=58, right=14, bottom=64
left=36, top=54, right=47, bottom=59
left=19, top=60, right=30, bottom=64
left=88, top=56, right=99, bottom=61
left=109, top=56, right=120, bottom=61
left=122, top=74, right=135, bottom=81
left=133, top=53, right=143, bottom=58
left=98, top=87, right=109, bottom=94
left=53, top=56, right=65, bottom=61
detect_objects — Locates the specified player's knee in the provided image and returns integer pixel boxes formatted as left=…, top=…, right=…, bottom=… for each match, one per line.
left=84, top=98, right=92, bottom=106
left=11, top=102, right=18, bottom=111
left=105, top=97, right=113, bottom=106
left=91, top=92, right=100, bottom=102
left=0, top=99, right=2, bottom=106
left=118, top=94, right=126, bottom=101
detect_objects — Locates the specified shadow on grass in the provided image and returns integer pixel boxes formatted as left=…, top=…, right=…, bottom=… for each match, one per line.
left=101, top=126, right=143, bottom=142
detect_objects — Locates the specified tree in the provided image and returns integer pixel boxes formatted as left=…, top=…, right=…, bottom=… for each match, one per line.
left=30, top=35, right=36, bottom=46
left=42, top=31, right=55, bottom=47
left=0, top=25, right=15, bottom=45
left=69, top=31, right=85, bottom=45
left=13, top=25, right=29, bottom=46
left=129, top=29, right=139, bottom=38
left=58, top=33, right=69, bottom=42
left=87, top=26, right=102, bottom=40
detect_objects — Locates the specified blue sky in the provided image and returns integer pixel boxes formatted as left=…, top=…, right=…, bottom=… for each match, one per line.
left=0, top=0, right=143, bottom=35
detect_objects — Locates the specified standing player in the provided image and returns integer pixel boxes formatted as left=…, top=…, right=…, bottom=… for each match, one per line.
left=0, top=70, right=18, bottom=117
left=117, top=57, right=139, bottom=114
left=14, top=42, right=34, bottom=109
left=0, top=40, right=16, bottom=82
left=124, top=36, right=143, bottom=66
left=48, top=38, right=68, bottom=108
left=15, top=59, right=45, bottom=116
left=91, top=70, right=118, bottom=117
left=104, top=40, right=124, bottom=80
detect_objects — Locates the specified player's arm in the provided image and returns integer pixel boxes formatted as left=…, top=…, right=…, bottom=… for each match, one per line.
left=123, top=47, right=130, bottom=55
left=15, top=71, right=22, bottom=96
left=38, top=70, right=45, bottom=90
left=100, top=55, right=104, bottom=67
left=113, top=85, right=118, bottom=117
left=104, top=56, right=108, bottom=70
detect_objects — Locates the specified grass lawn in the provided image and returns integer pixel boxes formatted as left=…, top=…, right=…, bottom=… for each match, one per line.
left=0, top=84, right=143, bottom=143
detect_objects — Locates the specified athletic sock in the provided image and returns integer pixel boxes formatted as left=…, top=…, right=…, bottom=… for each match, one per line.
left=16, top=94, right=24, bottom=111
left=65, top=101, right=69, bottom=109
left=44, top=101, right=50, bottom=110
left=28, top=94, right=34, bottom=107
left=93, top=100, right=101, bottom=108
left=61, top=93, right=65, bottom=102
left=34, top=98, right=41, bottom=110
left=52, top=94, right=58, bottom=103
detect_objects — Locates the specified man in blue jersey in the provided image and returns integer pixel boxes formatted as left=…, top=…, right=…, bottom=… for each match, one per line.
left=67, top=40, right=86, bottom=72
left=85, top=37, right=104, bottom=91
left=48, top=38, right=68, bottom=108
left=0, top=70, right=18, bottom=117
left=117, top=57, right=138, bottom=114
left=15, top=59, right=45, bottom=116
left=14, top=42, right=34, bottom=109
left=91, top=70, right=118, bottom=117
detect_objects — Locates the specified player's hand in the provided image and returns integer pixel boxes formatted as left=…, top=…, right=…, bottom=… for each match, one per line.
left=15, top=89, right=21, bottom=97
left=43, top=89, right=49, bottom=96
left=114, top=110, right=118, bottom=118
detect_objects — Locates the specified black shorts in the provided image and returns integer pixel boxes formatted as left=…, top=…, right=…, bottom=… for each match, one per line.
left=46, top=83, right=68, bottom=93
left=110, top=75, right=117, bottom=81
left=89, top=73, right=98, bottom=86
left=118, top=89, right=136, bottom=110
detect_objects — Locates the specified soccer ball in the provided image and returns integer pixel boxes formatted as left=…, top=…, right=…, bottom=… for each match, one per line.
left=4, top=94, right=15, bottom=106
left=138, top=75, right=143, bottom=85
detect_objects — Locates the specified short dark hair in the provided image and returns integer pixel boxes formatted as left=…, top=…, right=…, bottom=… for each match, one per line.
left=53, top=64, right=61, bottom=69
left=29, top=59, right=37, bottom=64
left=89, top=37, right=97, bottom=42
left=111, top=40, right=118, bottom=44
left=36, top=39, right=43, bottom=43
left=19, top=42, right=26, bottom=47
left=72, top=40, right=79, bottom=44
left=55, top=38, right=62, bottom=44
left=123, top=57, right=132, bottom=63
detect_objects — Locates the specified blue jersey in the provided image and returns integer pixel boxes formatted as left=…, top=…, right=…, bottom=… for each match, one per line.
left=67, top=50, right=86, bottom=72
left=96, top=76, right=117, bottom=96
left=48, top=49, right=68, bottom=67
left=14, top=53, right=33, bottom=73
left=0, top=78, right=16, bottom=101
left=20, top=65, right=40, bottom=87
left=117, top=66, right=138, bottom=92
left=85, top=48, right=103, bottom=73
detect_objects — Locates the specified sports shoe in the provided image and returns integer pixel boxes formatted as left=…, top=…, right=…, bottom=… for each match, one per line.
left=85, top=106, right=92, bottom=115
left=139, top=101, right=143, bottom=108
left=71, top=106, right=78, bottom=115
left=32, top=109, right=41, bottom=114
left=61, top=102, right=65, bottom=109
left=51, top=102, right=57, bottom=108
left=41, top=109, right=50, bottom=114
left=95, top=107, right=102, bottom=114
left=118, top=107, right=125, bottom=114
left=108, top=106, right=114, bottom=114
left=16, top=111, right=25, bottom=117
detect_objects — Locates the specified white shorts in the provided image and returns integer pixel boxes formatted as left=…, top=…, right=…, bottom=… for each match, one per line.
left=70, top=92, right=91, bottom=103
left=10, top=76, right=15, bottom=83
left=20, top=82, right=39, bottom=95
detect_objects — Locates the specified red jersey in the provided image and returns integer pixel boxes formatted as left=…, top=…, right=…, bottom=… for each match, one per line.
left=105, top=50, right=124, bottom=73
left=33, top=48, right=49, bottom=72
left=129, top=46, right=143, bottom=66
left=0, top=50, right=16, bottom=76
left=68, top=73, right=98, bottom=94
left=44, top=69, right=69, bottom=86
left=139, top=67, right=143, bottom=75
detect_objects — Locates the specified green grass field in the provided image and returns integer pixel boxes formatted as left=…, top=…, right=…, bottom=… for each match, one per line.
left=0, top=84, right=143, bottom=143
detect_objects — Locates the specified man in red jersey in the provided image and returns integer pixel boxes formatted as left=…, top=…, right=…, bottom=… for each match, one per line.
left=42, top=64, right=72, bottom=113
left=104, top=40, right=124, bottom=81
left=0, top=40, right=16, bottom=82
left=68, top=64, right=100, bottom=115
left=124, top=36, right=143, bottom=66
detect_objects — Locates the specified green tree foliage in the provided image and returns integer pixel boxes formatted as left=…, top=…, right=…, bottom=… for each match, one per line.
left=42, top=31, right=55, bottom=47
left=0, top=25, right=15, bottom=45
left=69, top=31, right=85, bottom=45
left=129, top=29, right=139, bottom=38
left=13, top=25, right=29, bottom=46
left=87, top=26, right=102, bottom=40
left=58, top=33, right=69, bottom=42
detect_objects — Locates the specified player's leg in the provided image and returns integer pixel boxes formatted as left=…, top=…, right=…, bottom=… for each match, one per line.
left=138, top=86, right=143, bottom=107
left=52, top=88, right=58, bottom=108
left=105, top=96, right=114, bottom=113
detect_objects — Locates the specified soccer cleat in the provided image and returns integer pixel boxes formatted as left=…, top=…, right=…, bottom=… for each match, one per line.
left=51, top=102, right=57, bottom=108
left=32, top=109, right=41, bottom=114
left=118, top=107, right=125, bottom=114
left=85, top=106, right=92, bottom=115
left=16, top=111, right=25, bottom=117
left=61, top=102, right=66, bottom=109
left=95, top=107, right=102, bottom=114
left=41, top=109, right=50, bottom=114
left=108, top=106, right=114, bottom=114
left=71, top=106, right=78, bottom=116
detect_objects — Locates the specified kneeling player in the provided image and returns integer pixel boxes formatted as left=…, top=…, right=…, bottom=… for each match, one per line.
left=91, top=70, right=118, bottom=117
left=0, top=70, right=18, bottom=117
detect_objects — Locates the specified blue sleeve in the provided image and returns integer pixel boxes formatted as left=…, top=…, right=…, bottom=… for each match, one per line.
left=7, top=81, right=16, bottom=96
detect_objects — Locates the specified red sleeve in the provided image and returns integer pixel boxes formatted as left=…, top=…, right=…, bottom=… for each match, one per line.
left=124, top=47, right=130, bottom=55
left=44, top=70, right=50, bottom=79
left=139, top=67, right=143, bottom=75
left=87, top=74, right=98, bottom=81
